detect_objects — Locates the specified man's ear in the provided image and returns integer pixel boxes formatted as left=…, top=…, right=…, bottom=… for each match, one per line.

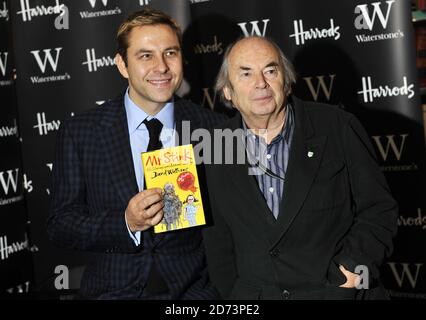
left=115, top=53, right=129, bottom=79
left=223, top=86, right=232, bottom=101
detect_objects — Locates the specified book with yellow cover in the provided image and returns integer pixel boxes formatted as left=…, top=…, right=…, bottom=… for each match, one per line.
left=142, top=144, right=206, bottom=233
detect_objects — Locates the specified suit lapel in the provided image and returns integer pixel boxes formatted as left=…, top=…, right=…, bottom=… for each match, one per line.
left=268, top=97, right=327, bottom=247
left=97, top=97, right=138, bottom=207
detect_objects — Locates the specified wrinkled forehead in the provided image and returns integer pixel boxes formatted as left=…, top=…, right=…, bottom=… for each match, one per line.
left=228, top=38, right=280, bottom=70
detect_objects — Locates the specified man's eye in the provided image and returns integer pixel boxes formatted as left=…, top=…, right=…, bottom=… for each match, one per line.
left=241, top=72, right=251, bottom=77
left=139, top=54, right=151, bottom=60
left=264, top=68, right=277, bottom=75
left=165, top=51, right=177, bottom=57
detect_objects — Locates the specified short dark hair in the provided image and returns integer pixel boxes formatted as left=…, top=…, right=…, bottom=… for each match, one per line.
left=116, top=8, right=182, bottom=65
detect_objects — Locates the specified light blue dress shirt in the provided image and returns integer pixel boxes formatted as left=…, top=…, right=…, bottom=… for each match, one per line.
left=124, top=89, right=176, bottom=245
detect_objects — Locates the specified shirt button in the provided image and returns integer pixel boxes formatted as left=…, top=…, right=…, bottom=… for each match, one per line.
left=266, top=154, right=272, bottom=159
left=269, top=187, right=274, bottom=193
left=282, top=290, right=290, bottom=299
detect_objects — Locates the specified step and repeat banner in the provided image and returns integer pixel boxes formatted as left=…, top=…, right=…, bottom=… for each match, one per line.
left=0, top=0, right=33, bottom=295
left=1, top=0, right=425, bottom=298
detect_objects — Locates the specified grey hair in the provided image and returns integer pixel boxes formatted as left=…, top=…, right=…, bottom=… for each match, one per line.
left=215, top=36, right=296, bottom=107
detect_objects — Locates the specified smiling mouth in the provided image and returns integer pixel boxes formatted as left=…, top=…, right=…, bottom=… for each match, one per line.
left=148, top=79, right=172, bottom=86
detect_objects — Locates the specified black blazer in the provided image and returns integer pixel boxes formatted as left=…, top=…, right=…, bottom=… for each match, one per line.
left=47, top=95, right=226, bottom=299
left=203, top=96, right=398, bottom=300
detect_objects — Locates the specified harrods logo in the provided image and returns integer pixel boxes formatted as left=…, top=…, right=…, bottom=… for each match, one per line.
left=82, top=48, right=115, bottom=72
left=398, top=208, right=426, bottom=230
left=0, top=234, right=29, bottom=261
left=0, top=1, right=9, bottom=21
left=238, top=19, right=270, bottom=37
left=358, top=76, right=414, bottom=103
left=289, top=19, right=340, bottom=46
left=30, top=47, right=70, bottom=84
left=33, top=112, right=61, bottom=136
left=193, top=36, right=223, bottom=55
left=354, top=0, right=404, bottom=43
left=80, top=0, right=121, bottom=19
left=17, top=0, right=65, bottom=22
left=302, top=74, right=336, bottom=101
left=0, top=119, right=18, bottom=138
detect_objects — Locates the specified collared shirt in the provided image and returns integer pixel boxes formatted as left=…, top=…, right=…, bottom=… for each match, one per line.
left=124, top=88, right=176, bottom=244
left=243, top=103, right=294, bottom=219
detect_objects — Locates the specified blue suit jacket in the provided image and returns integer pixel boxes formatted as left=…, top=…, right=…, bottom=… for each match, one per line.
left=47, top=95, right=226, bottom=299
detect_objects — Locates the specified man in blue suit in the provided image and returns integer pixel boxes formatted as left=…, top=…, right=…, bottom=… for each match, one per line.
left=47, top=8, right=224, bottom=299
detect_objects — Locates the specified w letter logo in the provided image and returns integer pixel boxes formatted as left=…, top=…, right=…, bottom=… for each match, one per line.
left=30, top=48, right=62, bottom=73
left=354, top=0, right=395, bottom=30
left=88, top=0, right=107, bottom=8
left=237, top=19, right=270, bottom=37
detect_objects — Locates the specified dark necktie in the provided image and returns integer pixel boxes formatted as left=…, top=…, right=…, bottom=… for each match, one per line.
left=143, top=118, right=169, bottom=295
left=144, top=118, right=163, bottom=152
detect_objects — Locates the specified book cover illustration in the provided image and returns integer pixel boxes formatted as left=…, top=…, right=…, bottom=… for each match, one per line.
left=142, top=144, right=205, bottom=233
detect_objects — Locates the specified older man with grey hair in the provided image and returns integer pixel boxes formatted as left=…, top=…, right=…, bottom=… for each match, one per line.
left=203, top=36, right=397, bottom=300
